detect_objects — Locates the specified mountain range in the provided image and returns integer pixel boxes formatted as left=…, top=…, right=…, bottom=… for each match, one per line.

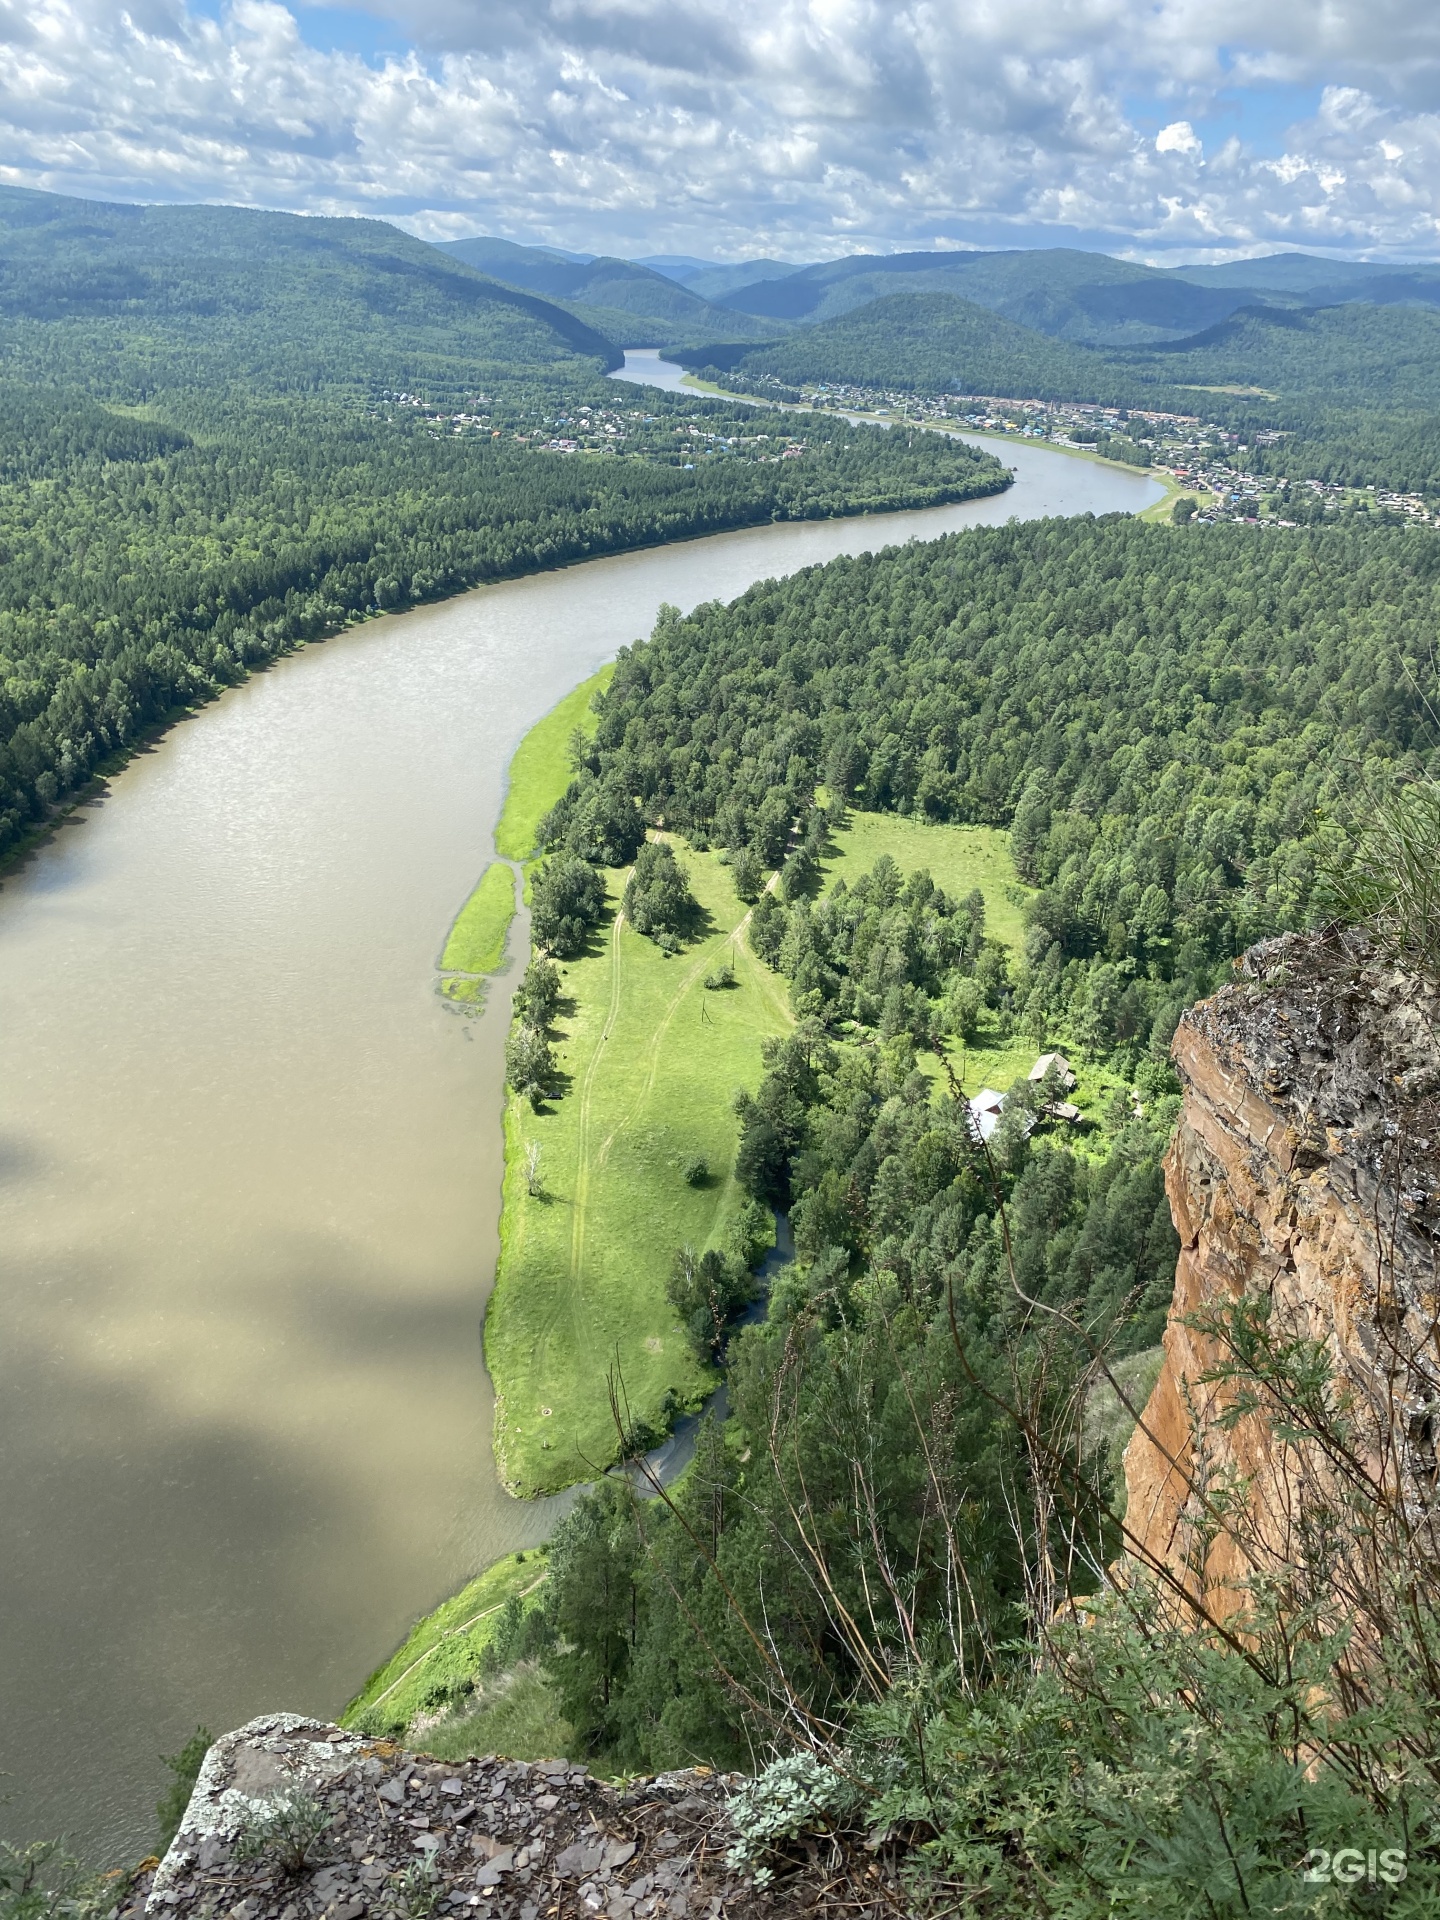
left=438, top=231, right=1440, bottom=352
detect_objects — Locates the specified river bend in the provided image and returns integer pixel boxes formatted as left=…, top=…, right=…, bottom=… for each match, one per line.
left=0, top=355, right=1160, bottom=1854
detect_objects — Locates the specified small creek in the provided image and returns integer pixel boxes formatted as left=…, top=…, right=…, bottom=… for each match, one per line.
left=0, top=352, right=1160, bottom=1857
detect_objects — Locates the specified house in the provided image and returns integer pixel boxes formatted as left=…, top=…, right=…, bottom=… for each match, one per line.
left=1028, top=1050, right=1077, bottom=1092
left=967, top=1087, right=1035, bottom=1145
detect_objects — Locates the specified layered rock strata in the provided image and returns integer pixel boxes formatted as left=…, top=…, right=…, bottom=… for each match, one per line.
left=125, top=1715, right=893, bottom=1920
left=1123, top=928, right=1440, bottom=1607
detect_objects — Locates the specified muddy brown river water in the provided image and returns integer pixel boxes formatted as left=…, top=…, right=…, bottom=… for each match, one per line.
left=0, top=360, right=1160, bottom=1856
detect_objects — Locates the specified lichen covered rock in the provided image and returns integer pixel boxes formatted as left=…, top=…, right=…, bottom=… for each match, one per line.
left=124, top=1715, right=896, bottom=1920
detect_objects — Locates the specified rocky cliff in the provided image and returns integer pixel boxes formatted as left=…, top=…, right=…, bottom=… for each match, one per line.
left=125, top=1715, right=897, bottom=1920
left=1122, top=927, right=1440, bottom=1610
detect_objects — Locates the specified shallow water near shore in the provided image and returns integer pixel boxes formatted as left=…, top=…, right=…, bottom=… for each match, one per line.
left=0, top=361, right=1160, bottom=1858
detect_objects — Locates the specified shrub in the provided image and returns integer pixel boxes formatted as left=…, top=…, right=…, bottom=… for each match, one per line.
left=684, top=1156, right=708, bottom=1186
left=725, top=1756, right=858, bottom=1887
left=0, top=1842, right=120, bottom=1920
left=232, top=1790, right=331, bottom=1874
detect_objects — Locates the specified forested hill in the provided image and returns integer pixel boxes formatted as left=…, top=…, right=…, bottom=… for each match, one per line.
left=436, top=236, right=781, bottom=348
left=689, top=292, right=1173, bottom=407
left=0, top=185, right=619, bottom=398
left=576, top=516, right=1438, bottom=1076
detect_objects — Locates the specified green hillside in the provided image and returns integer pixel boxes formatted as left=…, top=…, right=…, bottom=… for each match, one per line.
left=437, top=236, right=779, bottom=347
left=717, top=243, right=1440, bottom=348
left=684, top=291, right=1154, bottom=403
left=717, top=245, right=1254, bottom=344
left=1131, top=299, right=1440, bottom=408
left=0, top=185, right=618, bottom=398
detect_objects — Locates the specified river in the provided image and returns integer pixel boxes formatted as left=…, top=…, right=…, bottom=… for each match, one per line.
left=0, top=353, right=1160, bottom=1858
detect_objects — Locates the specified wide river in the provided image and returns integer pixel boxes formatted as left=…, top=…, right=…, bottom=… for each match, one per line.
left=0, top=354, right=1161, bottom=1857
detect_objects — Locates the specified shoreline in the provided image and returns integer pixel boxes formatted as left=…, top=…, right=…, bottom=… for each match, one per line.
left=665, top=367, right=1179, bottom=518
left=339, top=419, right=1178, bottom=1714
left=0, top=463, right=1010, bottom=890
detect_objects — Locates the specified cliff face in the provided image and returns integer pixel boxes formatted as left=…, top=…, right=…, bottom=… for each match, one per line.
left=1123, top=929, right=1440, bottom=1608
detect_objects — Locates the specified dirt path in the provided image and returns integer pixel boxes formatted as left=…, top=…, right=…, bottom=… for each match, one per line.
left=363, top=1573, right=549, bottom=1714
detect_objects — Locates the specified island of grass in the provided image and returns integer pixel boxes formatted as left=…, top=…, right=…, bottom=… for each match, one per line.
left=437, top=862, right=517, bottom=1005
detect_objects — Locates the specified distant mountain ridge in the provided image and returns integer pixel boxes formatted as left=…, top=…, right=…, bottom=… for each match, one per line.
left=434, top=236, right=781, bottom=346
left=710, top=244, right=1440, bottom=346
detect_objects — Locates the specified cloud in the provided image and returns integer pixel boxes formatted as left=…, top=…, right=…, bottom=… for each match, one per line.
left=0, top=0, right=1438, bottom=260
left=1155, top=121, right=1202, bottom=158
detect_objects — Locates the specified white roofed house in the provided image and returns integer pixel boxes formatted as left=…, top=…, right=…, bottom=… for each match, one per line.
left=967, top=1087, right=1035, bottom=1145
left=967, top=1087, right=1006, bottom=1142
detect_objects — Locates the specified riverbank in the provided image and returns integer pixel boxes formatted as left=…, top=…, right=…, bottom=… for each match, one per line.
left=661, top=365, right=1193, bottom=526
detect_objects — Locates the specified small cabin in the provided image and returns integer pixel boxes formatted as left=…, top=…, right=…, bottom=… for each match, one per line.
left=967, top=1087, right=1034, bottom=1144
left=1028, top=1050, right=1077, bottom=1092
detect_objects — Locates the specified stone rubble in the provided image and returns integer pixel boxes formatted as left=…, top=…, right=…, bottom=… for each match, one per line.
left=120, top=1716, right=898, bottom=1920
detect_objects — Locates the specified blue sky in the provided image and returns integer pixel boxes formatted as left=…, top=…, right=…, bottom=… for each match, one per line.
left=2, top=0, right=1438, bottom=264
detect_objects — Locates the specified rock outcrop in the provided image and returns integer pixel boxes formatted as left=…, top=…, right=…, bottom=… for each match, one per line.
left=124, top=1715, right=895, bottom=1920
left=1123, top=928, right=1440, bottom=1608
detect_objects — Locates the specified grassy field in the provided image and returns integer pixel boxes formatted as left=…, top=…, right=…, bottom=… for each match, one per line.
left=419, top=1663, right=573, bottom=1766
left=438, top=862, right=517, bottom=1008
left=488, top=847, right=792, bottom=1496
left=495, top=663, right=616, bottom=861
left=818, top=809, right=1037, bottom=1095
left=341, top=1548, right=549, bottom=1734
left=820, top=809, right=1030, bottom=955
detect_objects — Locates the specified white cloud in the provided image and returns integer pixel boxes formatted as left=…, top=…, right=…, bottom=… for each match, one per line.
left=1155, top=121, right=1202, bottom=158
left=0, top=0, right=1438, bottom=259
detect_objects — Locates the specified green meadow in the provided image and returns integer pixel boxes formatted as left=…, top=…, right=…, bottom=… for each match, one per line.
left=819, top=808, right=1030, bottom=955
left=819, top=808, right=1041, bottom=1094
left=816, top=809, right=1135, bottom=1122
left=495, top=662, right=616, bottom=861
left=437, top=862, right=517, bottom=1005
left=487, top=846, right=791, bottom=1496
